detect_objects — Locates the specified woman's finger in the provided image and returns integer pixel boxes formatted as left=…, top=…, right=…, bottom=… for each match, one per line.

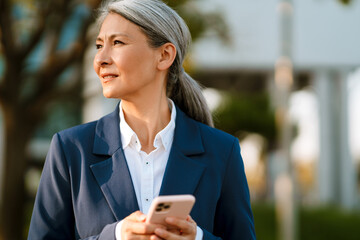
left=164, top=217, right=196, bottom=235
left=154, top=228, right=182, bottom=240
left=124, top=220, right=166, bottom=235
left=122, top=211, right=167, bottom=239
left=126, top=210, right=147, bottom=222
left=150, top=234, right=164, bottom=240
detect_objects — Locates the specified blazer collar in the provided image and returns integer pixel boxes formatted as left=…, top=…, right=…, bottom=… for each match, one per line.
left=172, top=105, right=205, bottom=155
left=91, top=103, right=139, bottom=220
left=92, top=103, right=122, bottom=156
left=160, top=105, right=206, bottom=195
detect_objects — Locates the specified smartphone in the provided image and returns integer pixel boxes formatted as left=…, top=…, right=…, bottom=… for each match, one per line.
left=146, top=194, right=195, bottom=228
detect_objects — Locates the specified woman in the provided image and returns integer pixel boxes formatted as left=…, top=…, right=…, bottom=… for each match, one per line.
left=28, top=0, right=256, bottom=239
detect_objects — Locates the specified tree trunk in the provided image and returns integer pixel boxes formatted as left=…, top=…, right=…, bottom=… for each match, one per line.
left=0, top=106, right=33, bottom=240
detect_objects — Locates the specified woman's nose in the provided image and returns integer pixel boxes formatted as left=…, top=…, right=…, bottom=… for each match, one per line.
left=95, top=48, right=112, bottom=66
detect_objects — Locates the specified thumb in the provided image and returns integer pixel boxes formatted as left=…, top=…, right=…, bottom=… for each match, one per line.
left=137, top=212, right=146, bottom=222
left=127, top=211, right=146, bottom=222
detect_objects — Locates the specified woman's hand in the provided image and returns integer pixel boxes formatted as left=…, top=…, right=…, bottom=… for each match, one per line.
left=151, top=215, right=197, bottom=240
left=121, top=211, right=166, bottom=239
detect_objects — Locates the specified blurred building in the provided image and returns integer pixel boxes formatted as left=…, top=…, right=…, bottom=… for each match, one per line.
left=190, top=0, right=360, bottom=208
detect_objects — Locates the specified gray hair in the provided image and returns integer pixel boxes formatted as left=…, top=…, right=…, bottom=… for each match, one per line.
left=96, top=0, right=214, bottom=127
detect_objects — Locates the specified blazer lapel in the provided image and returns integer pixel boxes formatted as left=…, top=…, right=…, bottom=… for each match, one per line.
left=90, top=104, right=139, bottom=220
left=89, top=104, right=207, bottom=218
left=160, top=107, right=207, bottom=196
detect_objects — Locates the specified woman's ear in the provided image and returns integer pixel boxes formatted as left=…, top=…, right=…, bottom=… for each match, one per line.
left=157, top=43, right=177, bottom=71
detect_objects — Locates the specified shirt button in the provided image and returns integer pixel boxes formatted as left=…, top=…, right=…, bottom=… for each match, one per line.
left=146, top=162, right=149, bottom=165
left=146, top=198, right=149, bottom=201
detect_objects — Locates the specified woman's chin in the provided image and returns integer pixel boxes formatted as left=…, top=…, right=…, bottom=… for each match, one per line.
left=102, top=90, right=117, bottom=99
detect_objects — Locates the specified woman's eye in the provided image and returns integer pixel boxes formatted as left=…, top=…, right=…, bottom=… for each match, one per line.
left=95, top=44, right=102, bottom=49
left=114, top=40, right=124, bottom=45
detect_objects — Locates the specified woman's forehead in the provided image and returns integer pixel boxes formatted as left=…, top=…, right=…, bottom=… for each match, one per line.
left=97, top=13, right=144, bottom=39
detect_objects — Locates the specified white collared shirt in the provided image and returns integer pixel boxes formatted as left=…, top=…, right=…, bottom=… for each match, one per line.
left=115, top=99, right=203, bottom=240
left=119, top=99, right=176, bottom=214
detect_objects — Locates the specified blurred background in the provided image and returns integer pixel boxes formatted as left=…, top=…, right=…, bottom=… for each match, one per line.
left=0, top=0, right=360, bottom=239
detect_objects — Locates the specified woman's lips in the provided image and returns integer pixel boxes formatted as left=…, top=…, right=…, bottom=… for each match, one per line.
left=101, top=74, right=119, bottom=83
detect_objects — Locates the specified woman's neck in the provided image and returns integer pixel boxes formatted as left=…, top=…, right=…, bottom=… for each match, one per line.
left=121, top=93, right=171, bottom=154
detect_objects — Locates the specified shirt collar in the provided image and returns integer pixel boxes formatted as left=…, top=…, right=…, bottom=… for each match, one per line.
left=119, top=102, right=139, bottom=151
left=119, top=99, right=176, bottom=152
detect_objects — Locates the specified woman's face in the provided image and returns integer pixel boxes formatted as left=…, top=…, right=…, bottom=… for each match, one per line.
left=94, top=13, right=161, bottom=100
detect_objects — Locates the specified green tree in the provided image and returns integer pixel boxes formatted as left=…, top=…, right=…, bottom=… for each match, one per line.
left=0, top=0, right=227, bottom=239
left=0, top=1, right=102, bottom=239
left=213, top=91, right=277, bottom=147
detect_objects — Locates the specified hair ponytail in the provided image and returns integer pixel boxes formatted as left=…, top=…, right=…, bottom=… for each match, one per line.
left=97, top=0, right=214, bottom=127
left=167, top=69, right=214, bottom=127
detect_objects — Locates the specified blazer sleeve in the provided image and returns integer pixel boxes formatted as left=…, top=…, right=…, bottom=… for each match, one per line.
left=27, top=133, right=117, bottom=240
left=206, top=138, right=256, bottom=240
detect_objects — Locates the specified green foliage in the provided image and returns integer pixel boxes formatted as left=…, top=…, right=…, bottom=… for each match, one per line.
left=213, top=91, right=276, bottom=142
left=300, top=207, right=360, bottom=240
left=338, top=0, right=352, bottom=5
left=252, top=204, right=277, bottom=240
left=166, top=0, right=230, bottom=43
left=252, top=203, right=360, bottom=240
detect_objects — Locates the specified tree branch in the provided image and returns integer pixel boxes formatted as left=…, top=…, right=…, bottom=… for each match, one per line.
left=0, top=0, right=16, bottom=60
left=30, top=0, right=101, bottom=102
left=23, top=0, right=102, bottom=114
left=0, top=78, right=5, bottom=103
left=47, top=0, right=74, bottom=56
left=18, top=11, right=48, bottom=61
left=25, top=66, right=83, bottom=120
left=31, top=43, right=83, bottom=98
left=18, top=0, right=74, bottom=61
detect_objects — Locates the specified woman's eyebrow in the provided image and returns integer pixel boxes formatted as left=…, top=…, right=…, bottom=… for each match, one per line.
left=96, top=33, right=131, bottom=41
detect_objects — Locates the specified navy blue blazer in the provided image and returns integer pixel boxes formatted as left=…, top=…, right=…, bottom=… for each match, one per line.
left=28, top=104, right=256, bottom=240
